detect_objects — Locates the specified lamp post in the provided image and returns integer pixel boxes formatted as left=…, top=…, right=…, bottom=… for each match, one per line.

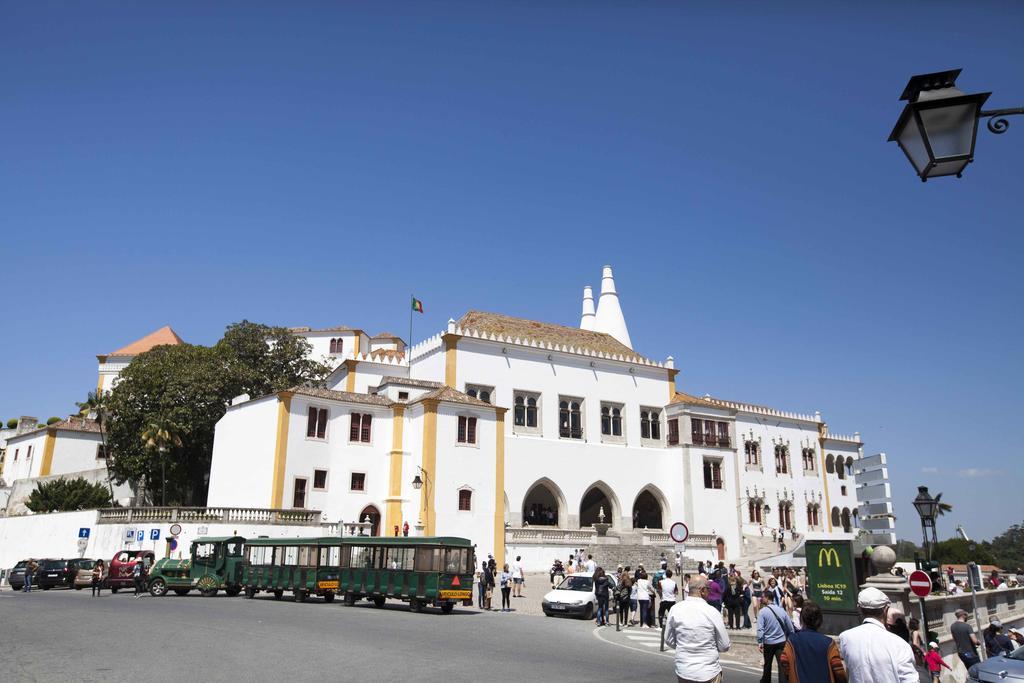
left=411, top=466, right=430, bottom=534
left=912, top=486, right=940, bottom=561
left=888, top=68, right=1024, bottom=181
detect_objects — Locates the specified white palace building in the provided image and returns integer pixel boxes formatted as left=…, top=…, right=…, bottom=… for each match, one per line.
left=202, top=266, right=873, bottom=570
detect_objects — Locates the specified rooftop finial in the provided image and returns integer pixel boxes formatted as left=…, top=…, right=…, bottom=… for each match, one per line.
left=580, top=286, right=596, bottom=331
left=594, top=265, right=632, bottom=349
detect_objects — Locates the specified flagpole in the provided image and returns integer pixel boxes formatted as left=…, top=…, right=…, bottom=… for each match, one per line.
left=409, top=294, right=413, bottom=368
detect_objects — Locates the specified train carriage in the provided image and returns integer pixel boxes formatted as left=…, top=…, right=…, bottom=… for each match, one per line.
left=243, top=537, right=341, bottom=603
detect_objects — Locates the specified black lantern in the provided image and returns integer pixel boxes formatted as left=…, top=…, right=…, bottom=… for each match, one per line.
left=411, top=473, right=423, bottom=490
left=763, top=504, right=772, bottom=515
left=912, top=485, right=940, bottom=559
left=888, top=70, right=990, bottom=181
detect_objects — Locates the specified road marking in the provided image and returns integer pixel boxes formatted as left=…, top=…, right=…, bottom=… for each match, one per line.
left=591, top=626, right=763, bottom=675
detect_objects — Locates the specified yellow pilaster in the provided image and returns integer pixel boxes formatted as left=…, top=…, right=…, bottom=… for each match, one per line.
left=493, top=409, right=507, bottom=566
left=38, top=429, right=57, bottom=477
left=420, top=401, right=438, bottom=535
left=344, top=359, right=358, bottom=393
left=270, top=392, right=293, bottom=508
left=442, top=334, right=459, bottom=388
left=353, top=332, right=361, bottom=356
left=667, top=368, right=679, bottom=402
left=818, top=422, right=833, bottom=532
left=385, top=405, right=406, bottom=534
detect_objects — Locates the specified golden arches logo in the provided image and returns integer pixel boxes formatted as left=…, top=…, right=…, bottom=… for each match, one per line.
left=818, top=547, right=841, bottom=567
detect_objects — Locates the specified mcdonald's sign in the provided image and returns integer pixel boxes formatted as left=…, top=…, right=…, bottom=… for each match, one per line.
left=805, top=540, right=857, bottom=613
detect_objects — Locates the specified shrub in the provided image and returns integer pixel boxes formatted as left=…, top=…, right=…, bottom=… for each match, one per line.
left=25, top=477, right=112, bottom=512
left=46, top=416, right=61, bottom=425
left=6, top=418, right=17, bottom=429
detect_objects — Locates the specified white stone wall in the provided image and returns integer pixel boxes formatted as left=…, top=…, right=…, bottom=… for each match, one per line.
left=47, top=431, right=105, bottom=476
left=207, top=395, right=280, bottom=509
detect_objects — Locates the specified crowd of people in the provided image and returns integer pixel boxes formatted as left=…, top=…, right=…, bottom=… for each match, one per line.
left=523, top=504, right=559, bottom=526
left=473, top=553, right=525, bottom=611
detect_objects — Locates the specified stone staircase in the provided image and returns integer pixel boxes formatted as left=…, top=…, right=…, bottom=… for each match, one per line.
left=584, top=544, right=705, bottom=573
left=734, top=534, right=788, bottom=573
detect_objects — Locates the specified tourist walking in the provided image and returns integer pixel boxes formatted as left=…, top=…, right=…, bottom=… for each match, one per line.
left=635, top=569, right=653, bottom=629
left=594, top=567, right=611, bottom=626
left=23, top=558, right=38, bottom=592
left=664, top=576, right=731, bottom=683
left=706, top=574, right=723, bottom=615
left=778, top=601, right=847, bottom=683
left=550, top=558, right=564, bottom=587
left=657, top=569, right=678, bottom=629
left=750, top=570, right=764, bottom=619
left=741, top=577, right=753, bottom=629
left=723, top=575, right=743, bottom=630
left=950, top=608, right=981, bottom=670
left=616, top=569, right=632, bottom=626
left=133, top=560, right=147, bottom=598
left=499, top=563, right=512, bottom=611
left=756, top=591, right=794, bottom=683
left=985, top=620, right=1014, bottom=657
left=476, top=561, right=486, bottom=608
left=766, top=576, right=784, bottom=606
left=511, top=555, right=524, bottom=598
left=837, top=587, right=918, bottom=683
left=923, top=642, right=951, bottom=683
left=483, top=562, right=495, bottom=610
left=91, top=560, right=105, bottom=597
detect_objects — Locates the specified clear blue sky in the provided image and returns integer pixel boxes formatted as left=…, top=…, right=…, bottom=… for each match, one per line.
left=2, top=2, right=1021, bottom=542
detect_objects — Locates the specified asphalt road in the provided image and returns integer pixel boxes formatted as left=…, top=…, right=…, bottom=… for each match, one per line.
left=0, top=587, right=764, bottom=682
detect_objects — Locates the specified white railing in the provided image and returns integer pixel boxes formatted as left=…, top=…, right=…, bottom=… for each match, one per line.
left=687, top=533, right=716, bottom=548
left=506, top=527, right=594, bottom=544
left=641, top=531, right=671, bottom=544
left=96, top=507, right=323, bottom=526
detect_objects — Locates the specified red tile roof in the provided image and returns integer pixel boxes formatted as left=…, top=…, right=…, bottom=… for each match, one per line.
left=107, top=326, right=184, bottom=357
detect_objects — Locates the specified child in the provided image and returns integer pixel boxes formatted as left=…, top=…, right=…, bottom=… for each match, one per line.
left=924, top=642, right=951, bottom=683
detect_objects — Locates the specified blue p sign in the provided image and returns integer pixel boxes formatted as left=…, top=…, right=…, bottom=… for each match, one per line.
left=137, top=530, right=145, bottom=542
left=150, top=529, right=160, bottom=540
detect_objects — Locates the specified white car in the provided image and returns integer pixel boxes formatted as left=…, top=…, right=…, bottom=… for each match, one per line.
left=541, top=572, right=617, bottom=619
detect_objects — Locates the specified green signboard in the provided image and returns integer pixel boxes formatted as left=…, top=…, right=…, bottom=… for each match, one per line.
left=805, top=540, right=858, bottom=614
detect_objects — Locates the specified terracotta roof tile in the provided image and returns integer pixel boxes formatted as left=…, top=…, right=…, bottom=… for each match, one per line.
left=371, top=332, right=404, bottom=341
left=288, top=325, right=355, bottom=334
left=289, top=386, right=394, bottom=407
left=414, top=385, right=495, bottom=408
left=107, top=326, right=184, bottom=357
left=456, top=311, right=649, bottom=362
left=8, top=416, right=101, bottom=441
left=670, top=392, right=731, bottom=409
left=377, top=376, right=445, bottom=389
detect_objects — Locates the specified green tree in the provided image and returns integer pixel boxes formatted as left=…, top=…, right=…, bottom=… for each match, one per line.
left=105, top=322, right=324, bottom=505
left=933, top=492, right=953, bottom=517
left=985, top=522, right=1024, bottom=571
left=26, top=477, right=112, bottom=512
left=76, top=389, right=114, bottom=500
left=216, top=320, right=332, bottom=398
left=893, top=539, right=922, bottom=562
left=6, top=418, right=17, bottom=429
left=931, top=537, right=996, bottom=565
left=141, top=417, right=182, bottom=507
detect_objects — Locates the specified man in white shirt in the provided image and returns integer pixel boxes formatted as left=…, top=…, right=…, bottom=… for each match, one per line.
left=584, top=554, right=597, bottom=573
left=838, top=587, right=918, bottom=683
left=665, top=576, right=731, bottom=683
left=510, top=555, right=524, bottom=598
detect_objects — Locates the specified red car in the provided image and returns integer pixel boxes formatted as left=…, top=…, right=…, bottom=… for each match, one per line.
left=107, top=550, right=155, bottom=592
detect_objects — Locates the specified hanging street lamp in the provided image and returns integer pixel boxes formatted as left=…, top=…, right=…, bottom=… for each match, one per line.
left=912, top=485, right=940, bottom=560
left=888, top=68, right=1023, bottom=181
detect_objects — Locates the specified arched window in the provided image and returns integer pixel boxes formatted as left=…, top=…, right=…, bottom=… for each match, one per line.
left=611, top=407, right=621, bottom=436
left=775, top=445, right=789, bottom=474
left=330, top=338, right=343, bottom=355
left=514, top=396, right=525, bottom=426
left=601, top=406, right=611, bottom=435
left=841, top=508, right=852, bottom=533
left=846, top=457, right=855, bottom=477
left=831, top=506, right=841, bottom=528
left=825, top=454, right=835, bottom=474
left=559, top=399, right=582, bottom=439
left=836, top=461, right=846, bottom=480
left=458, top=489, right=472, bottom=511
left=745, top=441, right=760, bottom=465
left=526, top=397, right=537, bottom=427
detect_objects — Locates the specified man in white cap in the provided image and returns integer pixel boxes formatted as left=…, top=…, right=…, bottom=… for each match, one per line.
left=838, top=587, right=917, bottom=682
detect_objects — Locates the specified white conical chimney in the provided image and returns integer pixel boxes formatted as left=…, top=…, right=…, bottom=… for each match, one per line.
left=594, top=265, right=632, bottom=349
left=580, top=286, right=596, bottom=330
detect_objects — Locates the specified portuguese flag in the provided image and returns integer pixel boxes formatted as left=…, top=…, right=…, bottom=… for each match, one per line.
left=411, top=296, right=424, bottom=313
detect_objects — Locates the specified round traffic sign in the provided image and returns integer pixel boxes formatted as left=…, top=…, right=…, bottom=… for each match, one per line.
left=169, top=538, right=178, bottom=551
left=669, top=521, right=689, bottom=544
left=909, top=569, right=932, bottom=598
left=169, top=523, right=182, bottom=536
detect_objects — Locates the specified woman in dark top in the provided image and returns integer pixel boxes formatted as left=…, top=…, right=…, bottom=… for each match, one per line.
left=593, top=567, right=611, bottom=626
left=723, top=576, right=743, bottom=629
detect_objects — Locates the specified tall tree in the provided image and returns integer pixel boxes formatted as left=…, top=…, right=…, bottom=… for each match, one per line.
left=76, top=389, right=114, bottom=500
left=142, top=417, right=182, bottom=507
left=216, top=320, right=331, bottom=399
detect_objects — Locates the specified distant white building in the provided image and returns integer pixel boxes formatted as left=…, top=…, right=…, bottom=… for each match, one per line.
left=96, top=325, right=185, bottom=393
left=207, top=266, right=873, bottom=569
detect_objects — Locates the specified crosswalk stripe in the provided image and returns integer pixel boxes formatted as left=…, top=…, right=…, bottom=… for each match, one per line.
left=639, top=642, right=660, bottom=648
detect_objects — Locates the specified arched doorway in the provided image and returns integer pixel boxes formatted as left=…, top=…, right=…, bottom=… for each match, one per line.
left=359, top=505, right=381, bottom=536
left=632, top=488, right=664, bottom=529
left=522, top=479, right=564, bottom=527
left=580, top=484, right=615, bottom=528
left=716, top=537, right=726, bottom=561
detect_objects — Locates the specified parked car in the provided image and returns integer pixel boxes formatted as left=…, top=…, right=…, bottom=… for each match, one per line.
left=35, top=559, right=77, bottom=589
left=541, top=572, right=617, bottom=619
left=72, top=559, right=98, bottom=590
left=107, top=550, right=155, bottom=593
left=6, top=560, right=30, bottom=591
left=969, top=646, right=1024, bottom=682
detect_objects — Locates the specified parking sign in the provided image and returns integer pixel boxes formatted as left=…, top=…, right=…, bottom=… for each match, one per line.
left=137, top=530, right=145, bottom=542
left=125, top=528, right=136, bottom=541
left=150, top=529, right=160, bottom=541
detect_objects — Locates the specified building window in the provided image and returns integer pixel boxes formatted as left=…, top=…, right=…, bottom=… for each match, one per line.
left=667, top=419, right=679, bottom=445
left=329, top=338, right=343, bottom=355
left=13, top=448, right=18, bottom=461
left=513, top=392, right=540, bottom=434
left=458, top=489, right=472, bottom=511
left=716, top=421, right=729, bottom=447
left=807, top=504, right=820, bottom=527
left=802, top=447, right=816, bottom=472
left=349, top=413, right=372, bottom=443
left=601, top=403, right=623, bottom=441
left=293, top=478, right=308, bottom=508
left=692, top=419, right=728, bottom=447
left=775, top=444, right=790, bottom=474
left=398, top=391, right=409, bottom=401
left=313, top=469, right=328, bottom=490
left=748, top=499, right=764, bottom=523
left=306, top=407, right=328, bottom=440
left=465, top=384, right=493, bottom=404
left=96, top=445, right=109, bottom=461
left=558, top=398, right=583, bottom=439
left=703, top=458, right=723, bottom=489
left=27, top=445, right=33, bottom=459
left=457, top=416, right=478, bottom=444
left=640, top=408, right=662, bottom=442
left=350, top=472, right=365, bottom=491
left=744, top=440, right=760, bottom=466
left=840, top=485, right=847, bottom=496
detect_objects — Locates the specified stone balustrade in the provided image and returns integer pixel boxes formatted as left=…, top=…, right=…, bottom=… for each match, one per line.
left=96, top=507, right=323, bottom=526
left=506, top=526, right=594, bottom=544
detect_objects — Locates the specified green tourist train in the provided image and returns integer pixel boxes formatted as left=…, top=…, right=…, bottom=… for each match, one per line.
left=147, top=536, right=247, bottom=597
left=242, top=536, right=475, bottom=613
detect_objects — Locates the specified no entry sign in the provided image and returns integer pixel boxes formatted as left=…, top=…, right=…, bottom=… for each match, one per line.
left=909, top=570, right=932, bottom=598
left=669, top=522, right=689, bottom=544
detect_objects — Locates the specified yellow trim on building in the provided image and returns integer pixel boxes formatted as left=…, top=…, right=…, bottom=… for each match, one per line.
left=270, top=391, right=294, bottom=508
left=493, top=408, right=507, bottom=566
left=353, top=333, right=361, bottom=357
left=442, top=334, right=459, bottom=388
left=344, top=359, right=358, bottom=393
left=38, top=429, right=57, bottom=477
left=96, top=374, right=104, bottom=394
left=385, top=405, right=406, bottom=533
left=818, top=422, right=833, bottom=532
left=667, top=368, right=680, bottom=402
left=420, top=400, right=438, bottom=535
